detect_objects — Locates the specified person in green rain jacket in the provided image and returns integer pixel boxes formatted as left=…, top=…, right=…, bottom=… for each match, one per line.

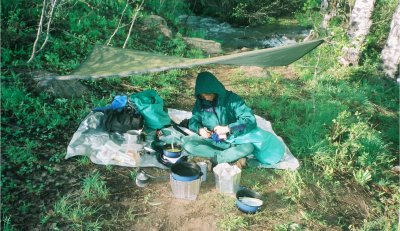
left=182, top=71, right=257, bottom=166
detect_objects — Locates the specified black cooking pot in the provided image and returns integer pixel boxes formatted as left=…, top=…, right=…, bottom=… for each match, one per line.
left=170, top=162, right=203, bottom=181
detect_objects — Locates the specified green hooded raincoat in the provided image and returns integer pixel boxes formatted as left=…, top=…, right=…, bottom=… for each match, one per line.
left=183, top=71, right=285, bottom=165
left=183, top=72, right=256, bottom=163
left=189, top=71, right=257, bottom=136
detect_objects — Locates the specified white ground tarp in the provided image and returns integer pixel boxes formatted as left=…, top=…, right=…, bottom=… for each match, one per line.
left=66, top=108, right=300, bottom=170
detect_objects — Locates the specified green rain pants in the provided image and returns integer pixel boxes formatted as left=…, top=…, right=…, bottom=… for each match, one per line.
left=182, top=136, right=254, bottom=163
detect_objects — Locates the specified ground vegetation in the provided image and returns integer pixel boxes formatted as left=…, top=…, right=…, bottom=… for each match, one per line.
left=1, top=0, right=398, bottom=230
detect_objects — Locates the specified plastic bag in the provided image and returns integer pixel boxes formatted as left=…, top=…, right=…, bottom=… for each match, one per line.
left=228, top=127, right=285, bottom=164
left=130, top=90, right=171, bottom=129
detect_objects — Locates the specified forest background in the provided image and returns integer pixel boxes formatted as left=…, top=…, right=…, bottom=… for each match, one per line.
left=1, top=0, right=399, bottom=230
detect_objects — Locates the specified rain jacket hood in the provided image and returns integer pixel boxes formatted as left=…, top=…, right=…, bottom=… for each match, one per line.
left=189, top=71, right=257, bottom=137
left=194, top=71, right=226, bottom=100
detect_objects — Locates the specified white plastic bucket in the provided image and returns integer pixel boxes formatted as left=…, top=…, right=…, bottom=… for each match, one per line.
left=170, top=174, right=201, bottom=200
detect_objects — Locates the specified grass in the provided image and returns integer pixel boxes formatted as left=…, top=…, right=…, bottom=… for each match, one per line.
left=2, top=54, right=399, bottom=230
left=2, top=0, right=397, bottom=229
left=82, top=171, right=109, bottom=200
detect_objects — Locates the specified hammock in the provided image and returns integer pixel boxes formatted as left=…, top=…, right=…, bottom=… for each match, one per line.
left=53, top=39, right=323, bottom=80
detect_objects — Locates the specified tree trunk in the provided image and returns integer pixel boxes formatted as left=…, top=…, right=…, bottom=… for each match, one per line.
left=321, top=0, right=336, bottom=29
left=339, top=0, right=376, bottom=66
left=380, top=3, right=400, bottom=79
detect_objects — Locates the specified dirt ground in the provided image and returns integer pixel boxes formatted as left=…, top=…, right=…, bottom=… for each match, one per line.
left=130, top=168, right=231, bottom=231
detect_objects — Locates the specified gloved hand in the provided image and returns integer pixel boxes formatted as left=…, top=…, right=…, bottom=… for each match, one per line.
left=199, top=127, right=211, bottom=138
left=211, top=132, right=222, bottom=143
left=214, top=126, right=230, bottom=136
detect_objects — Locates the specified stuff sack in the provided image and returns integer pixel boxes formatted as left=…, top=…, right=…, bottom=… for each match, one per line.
left=228, top=127, right=285, bottom=164
left=95, top=95, right=144, bottom=133
left=130, top=89, right=171, bottom=129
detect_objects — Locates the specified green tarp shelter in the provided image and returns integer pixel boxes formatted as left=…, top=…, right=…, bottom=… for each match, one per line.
left=54, top=39, right=324, bottom=80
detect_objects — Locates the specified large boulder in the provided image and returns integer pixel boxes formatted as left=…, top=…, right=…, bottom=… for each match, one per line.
left=32, top=71, right=88, bottom=98
left=142, top=15, right=172, bottom=38
left=182, top=37, right=222, bottom=55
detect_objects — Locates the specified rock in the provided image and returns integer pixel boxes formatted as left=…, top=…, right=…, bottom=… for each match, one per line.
left=182, top=37, right=222, bottom=55
left=303, top=30, right=316, bottom=42
left=32, top=71, right=88, bottom=98
left=392, top=165, right=400, bottom=174
left=142, top=15, right=172, bottom=38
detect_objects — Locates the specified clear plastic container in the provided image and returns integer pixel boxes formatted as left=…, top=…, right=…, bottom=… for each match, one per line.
left=213, top=164, right=241, bottom=194
left=170, top=174, right=201, bottom=200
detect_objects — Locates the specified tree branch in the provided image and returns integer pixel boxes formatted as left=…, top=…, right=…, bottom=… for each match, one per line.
left=36, top=0, right=58, bottom=54
left=123, top=0, right=144, bottom=49
left=28, top=0, right=47, bottom=63
left=107, top=0, right=130, bottom=46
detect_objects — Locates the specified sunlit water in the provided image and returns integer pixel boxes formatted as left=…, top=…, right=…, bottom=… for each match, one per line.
left=178, top=15, right=311, bottom=51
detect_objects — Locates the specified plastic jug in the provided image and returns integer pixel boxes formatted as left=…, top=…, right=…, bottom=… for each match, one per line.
left=213, top=163, right=241, bottom=194
left=123, top=130, right=143, bottom=166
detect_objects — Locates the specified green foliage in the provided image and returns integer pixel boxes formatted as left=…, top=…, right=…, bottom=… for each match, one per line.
left=353, top=169, right=372, bottom=186
left=296, top=0, right=323, bottom=27
left=362, top=0, right=398, bottom=66
left=274, top=223, right=302, bottom=231
left=2, top=215, right=16, bottom=231
left=192, top=0, right=306, bottom=25
left=3, top=140, right=39, bottom=175
left=313, top=110, right=394, bottom=184
left=1, top=0, right=399, bottom=229
left=218, top=214, right=249, bottom=230
left=215, top=195, right=249, bottom=230
left=168, top=33, right=188, bottom=56
left=145, top=0, right=191, bottom=25
left=53, top=195, right=102, bottom=230
left=82, top=171, right=109, bottom=200
left=277, top=171, right=306, bottom=203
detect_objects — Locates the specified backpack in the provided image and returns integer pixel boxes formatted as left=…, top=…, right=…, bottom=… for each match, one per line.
left=95, top=95, right=144, bottom=133
left=129, top=89, right=171, bottom=129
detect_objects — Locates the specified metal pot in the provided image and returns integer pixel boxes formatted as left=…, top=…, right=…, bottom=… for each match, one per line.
left=126, top=130, right=144, bottom=144
left=170, top=162, right=203, bottom=182
left=235, top=187, right=264, bottom=214
left=162, top=144, right=182, bottom=158
left=135, top=170, right=149, bottom=187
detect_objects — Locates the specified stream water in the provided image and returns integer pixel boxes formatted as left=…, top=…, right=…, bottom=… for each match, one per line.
left=178, top=15, right=311, bottom=52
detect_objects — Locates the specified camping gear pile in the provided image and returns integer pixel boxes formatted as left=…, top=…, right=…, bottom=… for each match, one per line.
left=65, top=90, right=299, bottom=212
left=65, top=97, right=300, bottom=169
